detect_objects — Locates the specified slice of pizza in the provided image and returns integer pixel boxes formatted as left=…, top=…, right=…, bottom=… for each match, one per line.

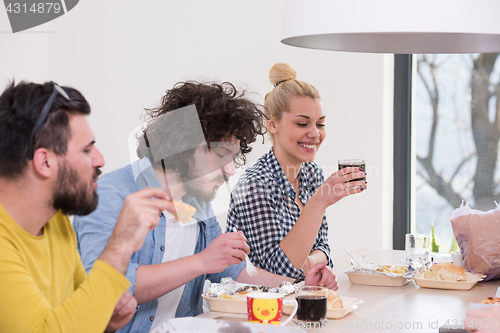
left=480, top=297, right=500, bottom=304
left=172, top=201, right=196, bottom=224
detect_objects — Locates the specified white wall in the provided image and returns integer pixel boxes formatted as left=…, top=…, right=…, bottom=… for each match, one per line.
left=0, top=0, right=393, bottom=254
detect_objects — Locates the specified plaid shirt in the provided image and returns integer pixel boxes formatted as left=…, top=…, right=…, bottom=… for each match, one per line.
left=226, top=148, right=332, bottom=279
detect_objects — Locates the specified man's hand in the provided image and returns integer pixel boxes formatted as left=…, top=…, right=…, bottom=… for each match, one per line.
left=465, top=306, right=500, bottom=332
left=197, top=232, right=249, bottom=274
left=113, top=187, right=173, bottom=252
left=99, top=187, right=173, bottom=274
left=304, top=261, right=338, bottom=290
left=105, top=290, right=137, bottom=332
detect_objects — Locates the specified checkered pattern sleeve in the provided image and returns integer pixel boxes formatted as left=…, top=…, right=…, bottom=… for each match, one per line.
left=227, top=178, right=304, bottom=279
left=309, top=170, right=333, bottom=268
left=312, top=213, right=332, bottom=267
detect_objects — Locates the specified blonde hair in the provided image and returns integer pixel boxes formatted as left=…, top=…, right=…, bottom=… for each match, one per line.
left=264, top=63, right=321, bottom=142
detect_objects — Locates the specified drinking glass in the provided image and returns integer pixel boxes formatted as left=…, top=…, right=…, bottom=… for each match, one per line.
left=338, top=159, right=366, bottom=182
left=451, top=251, right=464, bottom=267
left=405, top=234, right=431, bottom=270
left=296, top=286, right=328, bottom=323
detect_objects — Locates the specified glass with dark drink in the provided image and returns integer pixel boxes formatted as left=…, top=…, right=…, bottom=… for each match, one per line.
left=296, top=286, right=328, bottom=322
left=338, top=159, right=366, bottom=182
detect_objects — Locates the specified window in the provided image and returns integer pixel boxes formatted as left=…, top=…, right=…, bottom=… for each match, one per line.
left=394, top=53, right=500, bottom=251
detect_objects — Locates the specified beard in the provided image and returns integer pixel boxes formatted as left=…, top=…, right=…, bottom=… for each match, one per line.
left=181, top=171, right=228, bottom=203
left=52, top=160, right=101, bottom=216
left=183, top=179, right=219, bottom=202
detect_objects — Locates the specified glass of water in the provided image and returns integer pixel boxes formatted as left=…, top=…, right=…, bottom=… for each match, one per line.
left=405, top=234, right=431, bottom=271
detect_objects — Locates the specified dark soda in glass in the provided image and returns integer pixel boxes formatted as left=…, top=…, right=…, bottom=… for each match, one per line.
left=296, top=295, right=327, bottom=321
left=338, top=159, right=366, bottom=182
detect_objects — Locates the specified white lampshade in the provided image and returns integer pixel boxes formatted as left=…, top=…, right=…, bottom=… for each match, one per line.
left=281, top=0, right=500, bottom=54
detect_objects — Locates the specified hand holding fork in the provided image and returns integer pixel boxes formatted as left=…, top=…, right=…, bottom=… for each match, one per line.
left=233, top=226, right=258, bottom=277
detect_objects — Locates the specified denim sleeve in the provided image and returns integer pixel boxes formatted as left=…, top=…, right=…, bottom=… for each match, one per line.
left=73, top=180, right=139, bottom=294
left=204, top=215, right=246, bottom=283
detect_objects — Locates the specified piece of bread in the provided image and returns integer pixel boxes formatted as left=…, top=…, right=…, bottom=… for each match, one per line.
left=424, top=263, right=466, bottom=282
left=327, top=290, right=343, bottom=309
left=480, top=297, right=500, bottom=304
left=172, top=201, right=196, bottom=224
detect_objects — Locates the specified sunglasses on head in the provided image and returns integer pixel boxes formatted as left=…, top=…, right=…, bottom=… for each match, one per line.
left=28, top=81, right=71, bottom=160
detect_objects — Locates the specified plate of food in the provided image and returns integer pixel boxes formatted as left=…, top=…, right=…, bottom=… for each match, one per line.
left=347, top=265, right=411, bottom=287
left=202, top=292, right=293, bottom=314
left=202, top=285, right=363, bottom=320
left=202, top=278, right=298, bottom=314
left=282, top=290, right=363, bottom=319
left=413, top=263, right=486, bottom=290
left=480, top=297, right=500, bottom=304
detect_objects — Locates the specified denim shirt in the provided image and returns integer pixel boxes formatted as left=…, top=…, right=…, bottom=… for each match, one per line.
left=73, top=158, right=245, bottom=333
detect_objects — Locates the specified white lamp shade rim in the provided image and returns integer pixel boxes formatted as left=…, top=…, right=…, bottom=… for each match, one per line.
left=282, top=33, right=500, bottom=54
left=282, top=0, right=500, bottom=53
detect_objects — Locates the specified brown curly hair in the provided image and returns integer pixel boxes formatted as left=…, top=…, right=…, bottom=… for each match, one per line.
left=136, top=81, right=266, bottom=178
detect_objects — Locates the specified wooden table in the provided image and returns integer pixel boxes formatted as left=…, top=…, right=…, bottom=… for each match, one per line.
left=198, top=249, right=500, bottom=332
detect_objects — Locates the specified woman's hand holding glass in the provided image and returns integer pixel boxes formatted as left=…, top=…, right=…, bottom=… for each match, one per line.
left=313, top=167, right=367, bottom=208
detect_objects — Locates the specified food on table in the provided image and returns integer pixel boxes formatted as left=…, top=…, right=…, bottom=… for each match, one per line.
left=480, top=297, right=500, bottom=304
left=376, top=265, right=408, bottom=276
left=204, top=278, right=297, bottom=299
left=424, top=263, right=466, bottom=282
left=218, top=291, right=253, bottom=300
left=172, top=201, right=196, bottom=223
left=327, top=290, right=343, bottom=309
left=205, top=278, right=345, bottom=310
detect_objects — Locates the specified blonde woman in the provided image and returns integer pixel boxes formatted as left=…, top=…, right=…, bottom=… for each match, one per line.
left=226, top=63, right=366, bottom=281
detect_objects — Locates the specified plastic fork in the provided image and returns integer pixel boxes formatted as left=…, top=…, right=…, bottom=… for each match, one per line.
left=339, top=244, right=362, bottom=266
left=233, top=226, right=258, bottom=277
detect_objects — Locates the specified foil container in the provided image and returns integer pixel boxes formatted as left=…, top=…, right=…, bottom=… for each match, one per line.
left=279, top=281, right=302, bottom=295
left=204, top=277, right=300, bottom=298
left=344, top=256, right=420, bottom=280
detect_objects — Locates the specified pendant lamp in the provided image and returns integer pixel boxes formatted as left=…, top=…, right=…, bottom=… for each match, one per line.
left=281, top=0, right=500, bottom=53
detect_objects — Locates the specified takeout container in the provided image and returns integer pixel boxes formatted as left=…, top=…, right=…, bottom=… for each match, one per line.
left=346, top=265, right=411, bottom=287
left=347, top=272, right=410, bottom=287
left=283, top=296, right=363, bottom=319
left=413, top=271, right=486, bottom=290
left=202, top=294, right=252, bottom=314
left=202, top=294, right=363, bottom=319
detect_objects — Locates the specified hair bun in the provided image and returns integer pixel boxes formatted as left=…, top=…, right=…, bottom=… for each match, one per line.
left=269, top=63, right=297, bottom=86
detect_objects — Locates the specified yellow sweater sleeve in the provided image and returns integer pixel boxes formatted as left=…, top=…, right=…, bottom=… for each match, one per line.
left=0, top=242, right=130, bottom=333
left=0, top=210, right=131, bottom=333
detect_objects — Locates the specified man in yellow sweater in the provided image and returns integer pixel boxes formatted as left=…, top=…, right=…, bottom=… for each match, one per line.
left=0, top=81, right=173, bottom=332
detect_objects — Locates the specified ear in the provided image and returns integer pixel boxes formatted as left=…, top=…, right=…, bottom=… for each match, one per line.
left=266, top=117, right=278, bottom=135
left=32, top=148, right=57, bottom=179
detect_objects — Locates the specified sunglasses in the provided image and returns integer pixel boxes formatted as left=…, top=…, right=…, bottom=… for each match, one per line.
left=28, top=82, right=71, bottom=160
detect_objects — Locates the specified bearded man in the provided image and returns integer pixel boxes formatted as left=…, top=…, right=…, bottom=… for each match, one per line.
left=74, top=81, right=338, bottom=333
left=0, top=81, right=172, bottom=332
